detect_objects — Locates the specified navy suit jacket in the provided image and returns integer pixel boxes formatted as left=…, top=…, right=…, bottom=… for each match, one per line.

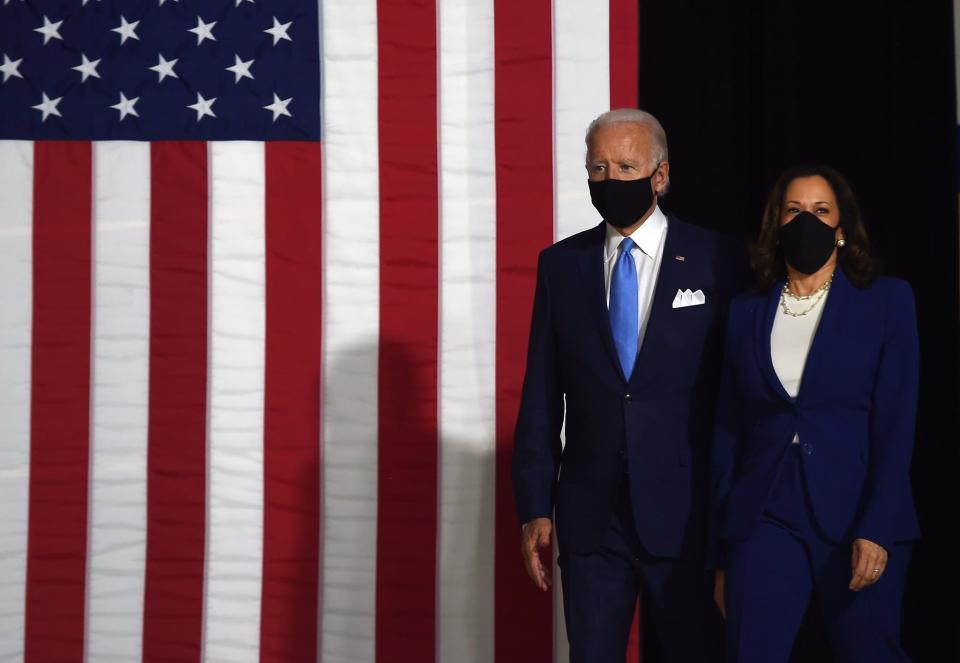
left=707, top=269, right=921, bottom=568
left=512, top=214, right=746, bottom=558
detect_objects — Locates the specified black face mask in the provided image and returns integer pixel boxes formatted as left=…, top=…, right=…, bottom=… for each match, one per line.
left=778, top=211, right=839, bottom=275
left=588, top=167, right=658, bottom=228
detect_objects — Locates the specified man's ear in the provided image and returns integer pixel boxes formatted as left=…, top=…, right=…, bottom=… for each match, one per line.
left=654, top=161, right=670, bottom=193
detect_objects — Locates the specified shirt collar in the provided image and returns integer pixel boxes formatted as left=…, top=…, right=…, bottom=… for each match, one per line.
left=604, top=204, right=668, bottom=260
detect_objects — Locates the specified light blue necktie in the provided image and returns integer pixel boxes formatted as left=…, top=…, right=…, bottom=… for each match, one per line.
left=609, top=237, right=638, bottom=380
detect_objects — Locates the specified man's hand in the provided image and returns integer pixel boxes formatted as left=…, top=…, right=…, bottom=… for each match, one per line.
left=521, top=517, right=553, bottom=592
left=713, top=569, right=726, bottom=618
left=850, top=538, right=888, bottom=591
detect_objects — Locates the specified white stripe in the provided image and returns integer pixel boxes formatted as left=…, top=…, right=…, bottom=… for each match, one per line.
left=553, top=540, right=569, bottom=663
left=320, top=0, right=381, bottom=659
left=0, top=140, right=33, bottom=663
left=553, top=0, right=610, bottom=241
left=437, top=0, right=496, bottom=660
left=203, top=142, right=266, bottom=663
left=555, top=421, right=570, bottom=662
left=553, top=3, right=610, bottom=659
left=85, top=142, right=150, bottom=663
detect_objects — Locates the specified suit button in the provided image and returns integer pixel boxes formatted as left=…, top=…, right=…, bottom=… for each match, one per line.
left=802, top=443, right=814, bottom=455
left=624, top=393, right=632, bottom=402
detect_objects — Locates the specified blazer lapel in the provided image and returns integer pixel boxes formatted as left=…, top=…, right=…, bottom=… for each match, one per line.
left=756, top=279, right=793, bottom=402
left=629, top=218, right=687, bottom=389
left=794, top=268, right=849, bottom=405
left=577, top=222, right=626, bottom=382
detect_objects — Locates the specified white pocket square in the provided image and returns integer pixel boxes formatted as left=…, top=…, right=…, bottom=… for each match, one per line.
left=672, top=288, right=706, bottom=308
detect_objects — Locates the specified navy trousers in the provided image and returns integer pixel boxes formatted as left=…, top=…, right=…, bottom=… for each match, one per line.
left=724, top=445, right=912, bottom=663
left=559, top=480, right=723, bottom=663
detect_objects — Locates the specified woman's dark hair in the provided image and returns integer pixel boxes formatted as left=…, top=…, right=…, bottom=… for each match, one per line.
left=751, top=163, right=876, bottom=290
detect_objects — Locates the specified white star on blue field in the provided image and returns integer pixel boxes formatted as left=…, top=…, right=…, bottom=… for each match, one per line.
left=0, top=0, right=320, bottom=140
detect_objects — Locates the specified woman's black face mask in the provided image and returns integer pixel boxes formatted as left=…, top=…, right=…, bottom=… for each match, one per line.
left=778, top=210, right=839, bottom=275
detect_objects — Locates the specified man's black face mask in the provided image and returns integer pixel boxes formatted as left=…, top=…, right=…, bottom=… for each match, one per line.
left=588, top=165, right=659, bottom=229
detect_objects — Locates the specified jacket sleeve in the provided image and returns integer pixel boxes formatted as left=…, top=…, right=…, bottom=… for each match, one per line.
left=511, top=251, right=565, bottom=525
left=851, top=280, right=921, bottom=551
left=705, top=303, right=744, bottom=569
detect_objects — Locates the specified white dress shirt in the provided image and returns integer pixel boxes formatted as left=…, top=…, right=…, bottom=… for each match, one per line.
left=602, top=204, right=668, bottom=349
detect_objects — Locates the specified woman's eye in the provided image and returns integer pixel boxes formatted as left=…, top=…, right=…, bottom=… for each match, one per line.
left=786, top=207, right=800, bottom=214
left=816, top=207, right=829, bottom=214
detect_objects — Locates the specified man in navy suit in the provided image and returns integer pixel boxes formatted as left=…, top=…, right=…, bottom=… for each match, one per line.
left=511, top=108, right=746, bottom=662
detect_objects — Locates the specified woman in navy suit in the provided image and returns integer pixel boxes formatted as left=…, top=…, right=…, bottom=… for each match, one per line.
left=708, top=164, right=920, bottom=662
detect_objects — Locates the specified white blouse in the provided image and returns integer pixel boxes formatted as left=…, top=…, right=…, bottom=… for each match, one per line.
left=770, top=286, right=830, bottom=399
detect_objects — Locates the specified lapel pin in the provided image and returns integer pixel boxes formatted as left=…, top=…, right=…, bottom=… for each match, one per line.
left=675, top=255, right=685, bottom=262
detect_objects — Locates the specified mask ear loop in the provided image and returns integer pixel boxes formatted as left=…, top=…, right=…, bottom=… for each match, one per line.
left=649, top=161, right=664, bottom=200
left=649, top=161, right=662, bottom=183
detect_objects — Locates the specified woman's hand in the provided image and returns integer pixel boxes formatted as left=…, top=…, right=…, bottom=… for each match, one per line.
left=850, top=538, right=888, bottom=591
left=713, top=569, right=726, bottom=618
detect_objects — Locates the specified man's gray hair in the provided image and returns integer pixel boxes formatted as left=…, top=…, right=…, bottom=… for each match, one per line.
left=585, top=108, right=670, bottom=192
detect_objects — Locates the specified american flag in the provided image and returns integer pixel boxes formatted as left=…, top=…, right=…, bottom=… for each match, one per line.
left=0, top=0, right=640, bottom=661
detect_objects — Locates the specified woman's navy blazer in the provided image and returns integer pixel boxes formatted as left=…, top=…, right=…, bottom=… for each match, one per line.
left=707, top=268, right=921, bottom=567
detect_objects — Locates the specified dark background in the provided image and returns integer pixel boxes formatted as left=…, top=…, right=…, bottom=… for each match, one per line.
left=637, top=0, right=959, bottom=660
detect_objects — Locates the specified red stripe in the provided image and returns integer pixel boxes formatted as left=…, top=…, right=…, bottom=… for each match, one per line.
left=143, top=141, right=208, bottom=663
left=493, top=1, right=555, bottom=661
left=610, top=2, right=641, bottom=655
left=260, top=142, right=323, bottom=663
left=627, top=602, right=641, bottom=662
left=376, top=1, right=440, bottom=661
left=609, top=0, right=639, bottom=108
left=24, top=141, right=93, bottom=663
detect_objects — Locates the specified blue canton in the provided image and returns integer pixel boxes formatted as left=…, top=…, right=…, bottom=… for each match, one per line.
left=0, top=0, right=320, bottom=140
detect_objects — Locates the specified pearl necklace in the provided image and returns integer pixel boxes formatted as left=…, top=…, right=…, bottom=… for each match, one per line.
left=780, top=273, right=833, bottom=317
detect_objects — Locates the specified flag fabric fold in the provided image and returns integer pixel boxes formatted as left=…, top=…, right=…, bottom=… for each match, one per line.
left=0, top=0, right=638, bottom=660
